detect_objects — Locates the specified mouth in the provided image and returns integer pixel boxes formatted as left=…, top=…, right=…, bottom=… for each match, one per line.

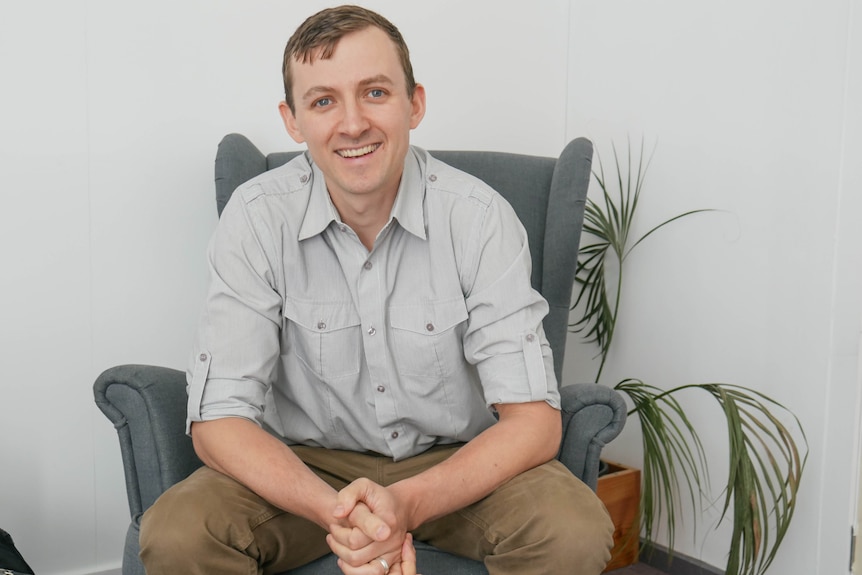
left=336, top=143, right=380, bottom=158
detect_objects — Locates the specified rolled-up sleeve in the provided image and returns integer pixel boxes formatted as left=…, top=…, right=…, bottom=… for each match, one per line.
left=185, top=191, right=284, bottom=434
left=461, top=195, right=560, bottom=410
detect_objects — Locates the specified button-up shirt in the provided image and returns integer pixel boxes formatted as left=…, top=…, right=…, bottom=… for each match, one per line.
left=187, top=146, right=560, bottom=460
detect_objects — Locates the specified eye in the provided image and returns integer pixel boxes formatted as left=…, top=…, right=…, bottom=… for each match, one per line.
left=368, top=89, right=385, bottom=99
left=313, top=97, right=332, bottom=108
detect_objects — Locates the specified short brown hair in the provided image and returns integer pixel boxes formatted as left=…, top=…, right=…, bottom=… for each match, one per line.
left=282, top=5, right=416, bottom=113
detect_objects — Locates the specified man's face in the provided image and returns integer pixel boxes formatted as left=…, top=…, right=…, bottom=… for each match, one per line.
left=280, top=26, right=425, bottom=205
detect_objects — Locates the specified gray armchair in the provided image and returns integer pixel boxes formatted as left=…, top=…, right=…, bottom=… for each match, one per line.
left=94, top=134, right=627, bottom=575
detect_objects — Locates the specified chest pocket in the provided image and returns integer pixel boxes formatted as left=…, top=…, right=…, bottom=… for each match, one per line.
left=389, top=298, right=469, bottom=378
left=283, top=299, right=362, bottom=379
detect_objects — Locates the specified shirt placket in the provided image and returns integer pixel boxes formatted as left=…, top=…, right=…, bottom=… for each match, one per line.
left=357, top=231, right=403, bottom=455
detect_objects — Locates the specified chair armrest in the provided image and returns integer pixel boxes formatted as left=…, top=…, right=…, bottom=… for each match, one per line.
left=557, top=383, right=627, bottom=490
left=94, top=364, right=202, bottom=518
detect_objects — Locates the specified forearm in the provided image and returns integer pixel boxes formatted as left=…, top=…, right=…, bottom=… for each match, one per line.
left=390, top=401, right=561, bottom=529
left=191, top=417, right=338, bottom=529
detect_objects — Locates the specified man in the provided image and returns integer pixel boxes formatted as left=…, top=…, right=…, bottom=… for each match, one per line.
left=140, top=6, right=613, bottom=575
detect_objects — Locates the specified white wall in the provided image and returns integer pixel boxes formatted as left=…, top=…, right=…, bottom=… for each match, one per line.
left=562, top=1, right=862, bottom=574
left=0, top=1, right=857, bottom=574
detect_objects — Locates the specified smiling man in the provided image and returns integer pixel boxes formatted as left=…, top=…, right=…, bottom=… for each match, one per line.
left=139, top=6, right=613, bottom=575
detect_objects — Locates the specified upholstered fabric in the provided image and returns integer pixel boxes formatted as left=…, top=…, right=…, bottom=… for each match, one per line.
left=94, top=134, right=626, bottom=575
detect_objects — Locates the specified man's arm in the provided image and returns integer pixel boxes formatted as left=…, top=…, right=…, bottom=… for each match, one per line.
left=191, top=418, right=340, bottom=530
left=394, top=400, right=561, bottom=527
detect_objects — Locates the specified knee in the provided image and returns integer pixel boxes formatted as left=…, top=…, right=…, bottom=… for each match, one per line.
left=495, top=463, right=615, bottom=574
left=549, top=491, right=615, bottom=574
left=531, top=482, right=614, bottom=564
left=139, top=469, right=250, bottom=565
left=139, top=483, right=211, bottom=562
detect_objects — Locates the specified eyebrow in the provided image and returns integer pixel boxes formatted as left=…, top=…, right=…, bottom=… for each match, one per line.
left=300, top=74, right=396, bottom=104
left=358, top=74, right=395, bottom=89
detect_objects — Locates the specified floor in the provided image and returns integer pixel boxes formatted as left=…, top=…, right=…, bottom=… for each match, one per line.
left=606, top=562, right=669, bottom=575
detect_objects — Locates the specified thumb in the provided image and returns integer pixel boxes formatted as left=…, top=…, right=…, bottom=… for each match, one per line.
left=333, top=487, right=360, bottom=519
left=401, top=533, right=419, bottom=575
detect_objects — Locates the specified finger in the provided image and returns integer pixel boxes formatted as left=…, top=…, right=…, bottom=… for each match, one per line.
left=333, top=477, right=381, bottom=519
left=330, top=502, right=375, bottom=549
left=336, top=556, right=387, bottom=575
left=348, top=497, right=392, bottom=541
left=334, top=479, right=367, bottom=519
left=400, top=533, right=418, bottom=575
left=326, top=532, right=393, bottom=568
left=335, top=549, right=401, bottom=575
left=329, top=522, right=374, bottom=550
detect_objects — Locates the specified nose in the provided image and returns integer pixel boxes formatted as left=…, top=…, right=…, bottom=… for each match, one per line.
left=338, top=99, right=370, bottom=138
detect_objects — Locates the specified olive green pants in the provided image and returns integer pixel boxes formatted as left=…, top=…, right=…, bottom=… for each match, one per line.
left=139, top=445, right=613, bottom=575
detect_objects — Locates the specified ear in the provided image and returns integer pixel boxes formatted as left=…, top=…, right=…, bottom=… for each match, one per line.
left=278, top=101, right=306, bottom=144
left=409, top=83, right=426, bottom=130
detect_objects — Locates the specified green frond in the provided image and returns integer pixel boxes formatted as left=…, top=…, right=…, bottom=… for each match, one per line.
left=626, top=382, right=809, bottom=575
left=570, top=139, right=807, bottom=575
left=570, top=139, right=708, bottom=380
left=624, top=209, right=716, bottom=261
left=615, top=379, right=708, bottom=557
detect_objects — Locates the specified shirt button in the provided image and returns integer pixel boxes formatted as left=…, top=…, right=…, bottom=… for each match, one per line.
left=367, top=326, right=376, bottom=336
left=364, top=261, right=373, bottom=270
left=391, top=431, right=399, bottom=439
left=526, top=333, right=535, bottom=342
left=425, top=323, right=435, bottom=332
left=317, top=321, right=326, bottom=330
left=428, top=174, right=437, bottom=182
left=300, top=174, right=309, bottom=184
left=377, top=385, right=386, bottom=393
left=199, top=353, right=208, bottom=362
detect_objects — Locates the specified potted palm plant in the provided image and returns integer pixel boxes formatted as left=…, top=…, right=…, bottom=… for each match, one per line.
left=571, top=139, right=808, bottom=575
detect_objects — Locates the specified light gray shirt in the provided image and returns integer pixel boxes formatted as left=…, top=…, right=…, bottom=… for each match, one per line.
left=187, top=146, right=560, bottom=460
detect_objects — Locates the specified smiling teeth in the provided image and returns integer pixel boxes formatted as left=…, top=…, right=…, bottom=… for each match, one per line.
left=338, top=144, right=379, bottom=158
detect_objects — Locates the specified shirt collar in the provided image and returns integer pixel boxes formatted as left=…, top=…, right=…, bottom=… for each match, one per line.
left=391, top=148, right=427, bottom=240
left=298, top=154, right=340, bottom=241
left=297, top=147, right=427, bottom=241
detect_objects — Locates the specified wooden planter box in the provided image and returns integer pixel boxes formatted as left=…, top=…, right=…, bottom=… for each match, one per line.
left=596, top=461, right=641, bottom=572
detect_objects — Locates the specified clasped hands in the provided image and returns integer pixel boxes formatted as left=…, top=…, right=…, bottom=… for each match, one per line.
left=326, top=478, right=419, bottom=575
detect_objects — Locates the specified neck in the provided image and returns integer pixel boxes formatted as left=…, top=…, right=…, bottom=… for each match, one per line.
left=329, top=187, right=397, bottom=251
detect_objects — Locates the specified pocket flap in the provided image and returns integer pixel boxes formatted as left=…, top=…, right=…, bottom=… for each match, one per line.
left=389, top=297, right=468, bottom=335
left=283, top=299, right=361, bottom=333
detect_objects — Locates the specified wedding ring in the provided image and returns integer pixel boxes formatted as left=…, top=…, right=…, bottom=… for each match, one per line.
left=376, top=557, right=390, bottom=575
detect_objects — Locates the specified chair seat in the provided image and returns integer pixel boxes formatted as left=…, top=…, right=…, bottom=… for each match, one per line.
left=286, top=541, right=487, bottom=575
